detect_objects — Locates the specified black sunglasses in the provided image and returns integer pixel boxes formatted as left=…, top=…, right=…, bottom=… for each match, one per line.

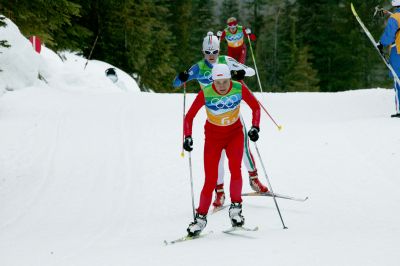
left=204, top=50, right=219, bottom=55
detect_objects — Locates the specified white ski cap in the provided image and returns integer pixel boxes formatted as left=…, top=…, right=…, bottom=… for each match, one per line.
left=392, top=0, right=400, bottom=6
left=212, top=64, right=231, bottom=80
left=202, top=31, right=220, bottom=52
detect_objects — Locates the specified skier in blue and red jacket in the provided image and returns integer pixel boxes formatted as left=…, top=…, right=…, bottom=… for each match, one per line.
left=378, top=0, right=400, bottom=117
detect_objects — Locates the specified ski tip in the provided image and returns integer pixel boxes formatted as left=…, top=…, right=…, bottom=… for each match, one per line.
left=350, top=3, right=356, bottom=13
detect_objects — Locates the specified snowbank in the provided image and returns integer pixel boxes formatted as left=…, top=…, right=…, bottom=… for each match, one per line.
left=0, top=17, right=40, bottom=93
left=0, top=17, right=141, bottom=95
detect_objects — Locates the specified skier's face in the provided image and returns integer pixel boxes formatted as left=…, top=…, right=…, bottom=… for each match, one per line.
left=228, top=25, right=237, bottom=33
left=204, top=50, right=219, bottom=64
left=214, top=78, right=231, bottom=94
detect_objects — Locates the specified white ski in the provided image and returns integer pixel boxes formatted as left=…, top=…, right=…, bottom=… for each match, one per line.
left=209, top=204, right=229, bottom=215
left=164, top=231, right=213, bottom=245
left=222, top=226, right=259, bottom=234
left=242, top=191, right=308, bottom=202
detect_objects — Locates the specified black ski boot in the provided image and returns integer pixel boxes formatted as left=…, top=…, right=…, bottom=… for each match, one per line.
left=229, top=202, right=245, bottom=227
left=187, top=213, right=207, bottom=237
left=391, top=113, right=400, bottom=118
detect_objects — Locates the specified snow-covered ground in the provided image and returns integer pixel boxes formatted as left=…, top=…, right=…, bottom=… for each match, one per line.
left=1, top=17, right=400, bottom=266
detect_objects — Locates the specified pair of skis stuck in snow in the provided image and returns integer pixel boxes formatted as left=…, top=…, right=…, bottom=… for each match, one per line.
left=164, top=191, right=308, bottom=245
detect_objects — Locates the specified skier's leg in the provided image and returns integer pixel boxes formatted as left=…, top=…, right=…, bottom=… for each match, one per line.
left=240, top=117, right=269, bottom=192
left=395, top=81, right=400, bottom=114
left=212, top=150, right=226, bottom=207
left=197, top=137, right=224, bottom=215
left=217, top=150, right=225, bottom=184
left=238, top=45, right=247, bottom=64
left=225, top=128, right=244, bottom=204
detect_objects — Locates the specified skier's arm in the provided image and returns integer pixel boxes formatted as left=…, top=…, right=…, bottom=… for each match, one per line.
left=242, top=85, right=260, bottom=128
left=173, top=64, right=200, bottom=88
left=226, top=56, right=255, bottom=77
left=380, top=17, right=399, bottom=46
left=184, top=90, right=205, bottom=136
left=243, top=27, right=256, bottom=41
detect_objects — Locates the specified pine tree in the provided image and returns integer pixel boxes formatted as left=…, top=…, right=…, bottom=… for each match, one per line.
left=0, top=0, right=84, bottom=49
left=285, top=46, right=319, bottom=92
left=219, top=0, right=240, bottom=26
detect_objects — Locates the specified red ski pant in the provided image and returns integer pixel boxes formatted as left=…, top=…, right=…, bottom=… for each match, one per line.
left=197, top=125, right=244, bottom=215
left=227, top=45, right=247, bottom=64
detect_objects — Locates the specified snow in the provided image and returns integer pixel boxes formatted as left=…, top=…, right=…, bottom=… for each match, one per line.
left=1, top=17, right=400, bottom=266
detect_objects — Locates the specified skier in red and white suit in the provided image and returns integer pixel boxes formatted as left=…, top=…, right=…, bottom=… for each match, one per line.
left=184, top=64, right=261, bottom=236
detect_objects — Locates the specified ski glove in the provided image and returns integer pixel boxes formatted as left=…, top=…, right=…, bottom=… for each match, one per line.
left=248, top=126, right=260, bottom=142
left=183, top=136, right=193, bottom=152
left=231, top=69, right=246, bottom=81
left=377, top=42, right=384, bottom=55
left=178, top=70, right=190, bottom=83
left=216, top=31, right=223, bottom=37
left=245, top=28, right=251, bottom=34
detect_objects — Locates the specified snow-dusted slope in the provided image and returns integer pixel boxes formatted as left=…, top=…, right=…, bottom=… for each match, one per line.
left=1, top=16, right=400, bottom=266
left=0, top=17, right=140, bottom=94
left=1, top=87, right=400, bottom=266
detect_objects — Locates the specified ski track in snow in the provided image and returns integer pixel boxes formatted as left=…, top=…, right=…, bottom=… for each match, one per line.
left=1, top=87, right=400, bottom=266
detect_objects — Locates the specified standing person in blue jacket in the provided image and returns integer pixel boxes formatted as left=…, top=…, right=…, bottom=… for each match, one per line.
left=378, top=0, right=400, bottom=117
left=173, top=32, right=269, bottom=210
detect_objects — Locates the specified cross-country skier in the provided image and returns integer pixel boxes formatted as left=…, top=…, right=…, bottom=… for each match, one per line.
left=216, top=17, right=256, bottom=64
left=377, top=0, right=400, bottom=117
left=173, top=32, right=268, bottom=209
left=183, top=64, right=261, bottom=236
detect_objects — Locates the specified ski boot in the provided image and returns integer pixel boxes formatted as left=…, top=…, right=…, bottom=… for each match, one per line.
left=249, top=171, right=269, bottom=193
left=229, top=202, right=245, bottom=227
left=212, top=184, right=225, bottom=208
left=391, top=113, right=400, bottom=118
left=187, top=213, right=207, bottom=237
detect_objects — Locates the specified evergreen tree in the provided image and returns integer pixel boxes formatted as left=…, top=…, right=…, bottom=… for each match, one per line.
left=0, top=0, right=84, bottom=49
left=219, top=0, right=240, bottom=26
left=169, top=0, right=193, bottom=72
left=285, top=46, right=319, bottom=92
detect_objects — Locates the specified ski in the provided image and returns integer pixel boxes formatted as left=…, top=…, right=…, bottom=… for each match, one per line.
left=209, top=204, right=229, bottom=215
left=222, top=226, right=259, bottom=234
left=391, top=113, right=400, bottom=118
left=351, top=3, right=400, bottom=88
left=242, top=191, right=308, bottom=202
left=164, top=231, right=213, bottom=245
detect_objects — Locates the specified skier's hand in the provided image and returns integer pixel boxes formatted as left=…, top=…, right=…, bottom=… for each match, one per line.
left=178, top=70, right=189, bottom=83
left=248, top=126, right=260, bottom=142
left=377, top=42, right=384, bottom=55
left=231, top=69, right=246, bottom=81
left=183, top=136, right=193, bottom=152
left=245, top=28, right=251, bottom=34
left=217, top=31, right=222, bottom=37
left=249, top=33, right=257, bottom=41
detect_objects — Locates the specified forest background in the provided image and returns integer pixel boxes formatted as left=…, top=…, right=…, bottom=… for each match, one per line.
left=0, top=0, right=394, bottom=93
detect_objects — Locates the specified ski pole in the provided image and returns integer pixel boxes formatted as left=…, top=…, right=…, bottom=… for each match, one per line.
left=188, top=151, right=196, bottom=222
left=246, top=36, right=283, bottom=130
left=257, top=100, right=283, bottom=131
left=247, top=35, right=263, bottom=93
left=181, top=83, right=187, bottom=158
left=84, top=33, right=99, bottom=70
left=254, top=142, right=288, bottom=229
